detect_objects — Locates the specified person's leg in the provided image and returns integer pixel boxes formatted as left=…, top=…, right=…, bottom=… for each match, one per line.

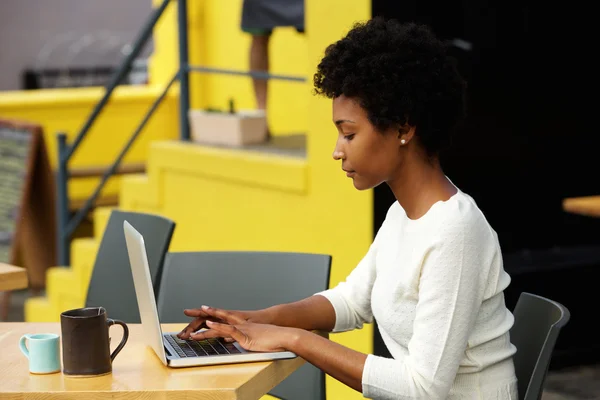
left=249, top=33, right=271, bottom=139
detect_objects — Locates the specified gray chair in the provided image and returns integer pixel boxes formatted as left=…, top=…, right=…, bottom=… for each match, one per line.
left=157, top=251, right=332, bottom=400
left=510, top=292, right=570, bottom=400
left=85, top=210, right=175, bottom=323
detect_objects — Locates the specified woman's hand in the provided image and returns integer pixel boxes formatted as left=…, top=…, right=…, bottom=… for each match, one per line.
left=188, top=306, right=298, bottom=353
left=188, top=307, right=367, bottom=394
left=177, top=307, right=258, bottom=339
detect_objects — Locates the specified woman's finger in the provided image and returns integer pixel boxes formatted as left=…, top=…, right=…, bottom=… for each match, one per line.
left=178, top=317, right=210, bottom=338
left=190, top=328, right=230, bottom=341
left=178, top=323, right=200, bottom=339
left=202, top=306, right=246, bottom=324
left=183, top=308, right=209, bottom=318
left=204, top=320, right=246, bottom=343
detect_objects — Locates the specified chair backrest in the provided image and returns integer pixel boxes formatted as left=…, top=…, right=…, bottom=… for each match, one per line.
left=157, top=251, right=332, bottom=400
left=510, top=292, right=570, bottom=400
left=85, top=210, right=175, bottom=323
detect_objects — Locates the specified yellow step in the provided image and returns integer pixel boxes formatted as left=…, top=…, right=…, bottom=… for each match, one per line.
left=46, top=267, right=85, bottom=302
left=24, top=297, right=60, bottom=322
left=42, top=238, right=99, bottom=314
left=94, top=206, right=115, bottom=239
left=26, top=231, right=101, bottom=322
left=58, top=292, right=86, bottom=314
left=44, top=268, right=86, bottom=315
left=119, top=174, right=158, bottom=212
left=71, top=238, right=100, bottom=294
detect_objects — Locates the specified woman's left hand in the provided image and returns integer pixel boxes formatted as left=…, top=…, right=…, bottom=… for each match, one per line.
left=189, top=306, right=296, bottom=353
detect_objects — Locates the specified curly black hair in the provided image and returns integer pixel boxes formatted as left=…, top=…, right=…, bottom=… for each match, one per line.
left=313, top=18, right=467, bottom=156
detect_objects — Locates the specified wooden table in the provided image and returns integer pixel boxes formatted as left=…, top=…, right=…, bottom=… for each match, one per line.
left=0, top=263, right=28, bottom=291
left=0, top=322, right=304, bottom=399
left=562, top=195, right=600, bottom=217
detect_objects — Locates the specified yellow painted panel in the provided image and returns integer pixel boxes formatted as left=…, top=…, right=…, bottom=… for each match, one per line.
left=25, top=297, right=59, bottom=322
left=46, top=267, right=82, bottom=301
left=119, top=174, right=160, bottom=212
left=304, top=1, right=372, bottom=399
left=70, top=238, right=100, bottom=295
left=93, top=207, right=116, bottom=240
left=162, top=172, right=309, bottom=252
left=0, top=85, right=179, bottom=201
left=58, top=295, right=85, bottom=315
left=151, top=141, right=308, bottom=194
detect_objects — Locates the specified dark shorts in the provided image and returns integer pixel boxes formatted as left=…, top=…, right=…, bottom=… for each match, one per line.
left=242, top=27, right=305, bottom=36
left=241, top=0, right=304, bottom=35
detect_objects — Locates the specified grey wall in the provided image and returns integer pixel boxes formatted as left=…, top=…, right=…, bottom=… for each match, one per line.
left=0, top=0, right=153, bottom=91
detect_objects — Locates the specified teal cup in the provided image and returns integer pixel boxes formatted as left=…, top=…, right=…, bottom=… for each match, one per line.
left=19, top=333, right=61, bottom=374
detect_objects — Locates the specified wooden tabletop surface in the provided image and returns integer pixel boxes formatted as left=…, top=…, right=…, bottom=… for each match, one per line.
left=0, top=322, right=304, bottom=399
left=0, top=263, right=28, bottom=292
left=562, top=195, right=600, bottom=218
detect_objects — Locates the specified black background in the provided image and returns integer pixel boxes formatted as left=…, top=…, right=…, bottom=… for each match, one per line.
left=371, top=0, right=599, bottom=369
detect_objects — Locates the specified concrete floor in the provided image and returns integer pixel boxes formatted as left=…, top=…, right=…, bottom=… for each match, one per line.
left=3, top=288, right=599, bottom=399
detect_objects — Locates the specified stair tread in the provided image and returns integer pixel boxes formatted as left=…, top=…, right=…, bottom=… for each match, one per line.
left=25, top=296, right=59, bottom=322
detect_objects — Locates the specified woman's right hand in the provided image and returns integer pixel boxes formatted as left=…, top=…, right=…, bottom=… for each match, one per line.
left=177, top=307, right=267, bottom=339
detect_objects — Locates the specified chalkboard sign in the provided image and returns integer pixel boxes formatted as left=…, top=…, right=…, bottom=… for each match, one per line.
left=0, top=119, right=56, bottom=289
left=0, top=126, right=33, bottom=264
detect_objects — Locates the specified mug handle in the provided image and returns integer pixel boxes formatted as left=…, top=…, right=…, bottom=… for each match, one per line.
left=19, top=334, right=30, bottom=359
left=106, top=318, right=129, bottom=362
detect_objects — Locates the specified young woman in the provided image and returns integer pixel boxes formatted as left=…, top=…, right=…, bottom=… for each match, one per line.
left=179, top=18, right=518, bottom=399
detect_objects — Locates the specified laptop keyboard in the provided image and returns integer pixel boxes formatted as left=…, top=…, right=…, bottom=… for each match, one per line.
left=165, top=334, right=241, bottom=358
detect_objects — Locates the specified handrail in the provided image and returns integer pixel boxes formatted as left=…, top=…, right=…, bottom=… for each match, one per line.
left=55, top=0, right=308, bottom=266
left=177, top=0, right=190, bottom=141
left=62, top=0, right=172, bottom=163
left=63, top=72, right=180, bottom=242
left=187, top=65, right=306, bottom=82
left=55, top=0, right=173, bottom=265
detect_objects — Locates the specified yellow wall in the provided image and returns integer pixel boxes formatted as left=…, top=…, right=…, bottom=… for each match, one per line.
left=0, top=86, right=179, bottom=202
left=22, top=1, right=373, bottom=399
left=150, top=0, right=308, bottom=135
left=123, top=1, right=373, bottom=399
left=121, top=3, right=373, bottom=400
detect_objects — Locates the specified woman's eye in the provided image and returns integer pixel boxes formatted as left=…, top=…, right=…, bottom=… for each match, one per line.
left=344, top=134, right=355, bottom=141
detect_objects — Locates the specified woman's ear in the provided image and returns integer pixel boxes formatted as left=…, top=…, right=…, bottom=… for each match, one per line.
left=398, top=124, right=416, bottom=145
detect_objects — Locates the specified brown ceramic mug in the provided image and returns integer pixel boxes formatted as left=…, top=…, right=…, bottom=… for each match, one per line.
left=60, top=307, right=129, bottom=377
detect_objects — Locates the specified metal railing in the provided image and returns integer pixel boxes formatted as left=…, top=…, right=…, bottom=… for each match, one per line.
left=55, top=0, right=307, bottom=265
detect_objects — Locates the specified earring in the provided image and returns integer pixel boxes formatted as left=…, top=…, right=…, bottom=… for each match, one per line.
left=400, top=139, right=406, bottom=145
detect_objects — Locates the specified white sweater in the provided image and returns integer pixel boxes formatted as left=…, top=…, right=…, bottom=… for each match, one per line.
left=317, top=189, right=519, bottom=399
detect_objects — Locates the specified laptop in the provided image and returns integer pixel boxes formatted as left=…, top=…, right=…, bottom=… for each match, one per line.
left=123, top=220, right=297, bottom=368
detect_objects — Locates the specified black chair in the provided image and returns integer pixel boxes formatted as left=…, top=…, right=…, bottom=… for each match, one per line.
left=85, top=210, right=175, bottom=323
left=510, top=292, right=571, bottom=400
left=157, top=251, right=332, bottom=400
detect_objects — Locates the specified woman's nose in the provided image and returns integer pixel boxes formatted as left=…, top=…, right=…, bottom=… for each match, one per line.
left=332, top=150, right=345, bottom=160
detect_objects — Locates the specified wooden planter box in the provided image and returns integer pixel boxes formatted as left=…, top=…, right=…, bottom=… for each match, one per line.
left=188, top=109, right=267, bottom=146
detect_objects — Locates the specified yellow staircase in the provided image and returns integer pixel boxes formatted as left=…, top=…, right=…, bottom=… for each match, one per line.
left=24, top=207, right=114, bottom=322
left=22, top=0, right=371, bottom=397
